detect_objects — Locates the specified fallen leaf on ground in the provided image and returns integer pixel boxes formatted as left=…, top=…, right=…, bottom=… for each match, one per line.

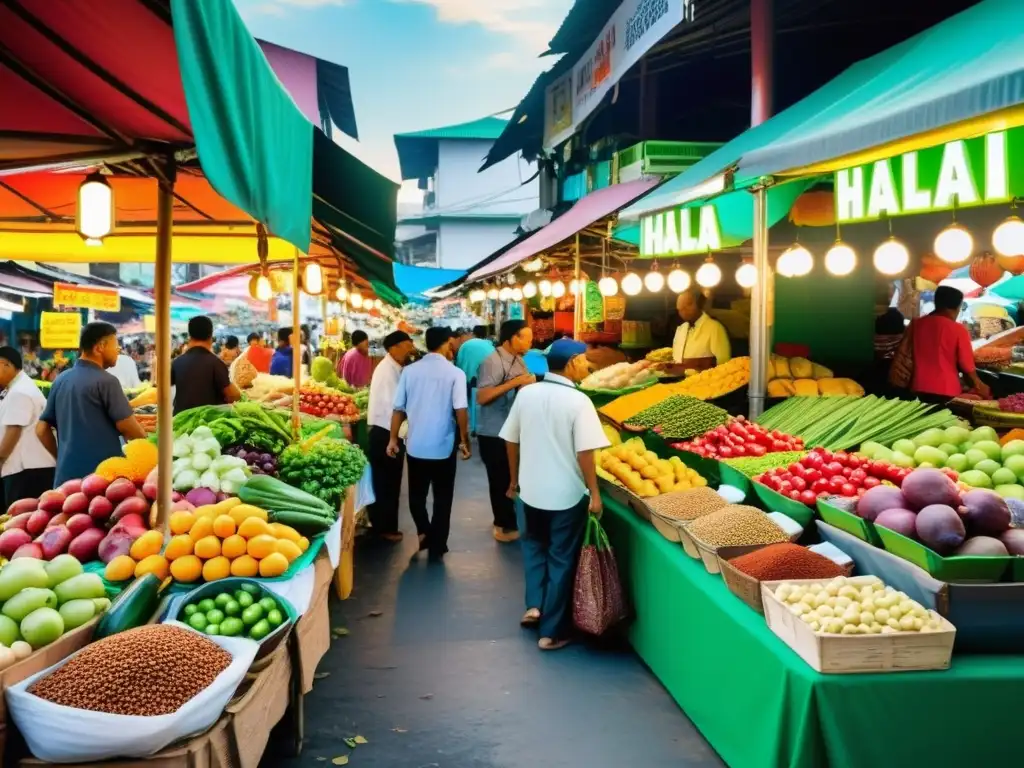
left=332, top=628, right=350, bottom=637
left=314, top=672, right=331, bottom=680
left=343, top=738, right=357, bottom=748
left=331, top=757, right=349, bottom=766
left=354, top=736, right=368, bottom=745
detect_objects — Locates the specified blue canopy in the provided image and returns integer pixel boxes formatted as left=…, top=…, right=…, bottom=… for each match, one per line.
left=393, top=263, right=466, bottom=303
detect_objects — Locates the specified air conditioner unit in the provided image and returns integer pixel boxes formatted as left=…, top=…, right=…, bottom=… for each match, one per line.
left=614, top=140, right=724, bottom=183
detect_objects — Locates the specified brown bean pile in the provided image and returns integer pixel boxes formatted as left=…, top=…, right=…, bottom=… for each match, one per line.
left=687, top=504, right=789, bottom=547
left=646, top=487, right=727, bottom=521
left=30, top=625, right=232, bottom=716
left=728, top=543, right=845, bottom=581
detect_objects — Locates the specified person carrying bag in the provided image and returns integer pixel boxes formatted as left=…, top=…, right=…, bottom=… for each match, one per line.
left=573, top=515, right=628, bottom=636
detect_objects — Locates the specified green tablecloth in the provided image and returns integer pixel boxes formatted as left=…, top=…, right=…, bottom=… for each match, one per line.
left=601, top=495, right=1023, bottom=768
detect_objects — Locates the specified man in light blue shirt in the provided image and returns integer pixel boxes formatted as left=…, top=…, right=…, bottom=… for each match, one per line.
left=388, top=327, right=470, bottom=559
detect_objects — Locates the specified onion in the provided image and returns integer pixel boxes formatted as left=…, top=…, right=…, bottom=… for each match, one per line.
left=856, top=486, right=908, bottom=522
left=959, top=489, right=1011, bottom=537
left=901, top=468, right=960, bottom=511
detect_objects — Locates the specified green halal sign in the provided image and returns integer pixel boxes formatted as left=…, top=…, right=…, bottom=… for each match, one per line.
left=641, top=204, right=721, bottom=257
left=835, top=128, right=1024, bottom=223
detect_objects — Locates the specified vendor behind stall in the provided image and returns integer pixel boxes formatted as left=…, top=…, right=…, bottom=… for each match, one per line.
left=672, top=290, right=731, bottom=369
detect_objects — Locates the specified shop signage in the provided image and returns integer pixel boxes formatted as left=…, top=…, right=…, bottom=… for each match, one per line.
left=604, top=295, right=626, bottom=321
left=584, top=281, right=604, bottom=323
left=640, top=203, right=721, bottom=257
left=543, top=0, right=693, bottom=149
left=835, top=128, right=1024, bottom=223
left=40, top=312, right=81, bottom=349
left=143, top=315, right=157, bottom=333
left=52, top=282, right=121, bottom=312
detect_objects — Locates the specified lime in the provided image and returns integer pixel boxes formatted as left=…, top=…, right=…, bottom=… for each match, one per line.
left=187, top=612, right=208, bottom=631
left=236, top=592, right=254, bottom=609
left=266, top=609, right=283, bottom=628
left=206, top=608, right=225, bottom=625
left=239, top=583, right=260, bottom=595
left=197, top=598, right=216, bottom=613
left=241, top=604, right=263, bottom=626
left=220, top=617, right=244, bottom=637
left=205, top=624, right=221, bottom=636
left=248, top=619, right=271, bottom=641
left=224, top=600, right=241, bottom=617
left=214, top=592, right=233, bottom=608
left=258, top=597, right=277, bottom=614
left=183, top=604, right=198, bottom=617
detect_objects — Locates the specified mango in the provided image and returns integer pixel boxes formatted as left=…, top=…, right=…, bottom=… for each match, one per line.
left=53, top=573, right=106, bottom=604
left=59, top=599, right=97, bottom=630
left=3, top=588, right=58, bottom=622
left=0, top=560, right=49, bottom=601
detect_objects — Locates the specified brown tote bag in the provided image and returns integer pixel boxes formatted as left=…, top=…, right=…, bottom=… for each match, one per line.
left=888, top=320, right=915, bottom=390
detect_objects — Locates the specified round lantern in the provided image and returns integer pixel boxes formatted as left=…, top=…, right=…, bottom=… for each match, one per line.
left=918, top=252, right=952, bottom=284
left=969, top=253, right=1003, bottom=288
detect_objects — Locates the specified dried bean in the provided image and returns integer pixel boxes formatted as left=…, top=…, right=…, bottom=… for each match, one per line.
left=687, top=504, right=788, bottom=547
left=646, top=487, right=727, bottom=521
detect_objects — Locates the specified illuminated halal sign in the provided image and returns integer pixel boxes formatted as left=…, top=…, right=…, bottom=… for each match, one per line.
left=641, top=204, right=721, bottom=257
left=835, top=128, right=1024, bottom=223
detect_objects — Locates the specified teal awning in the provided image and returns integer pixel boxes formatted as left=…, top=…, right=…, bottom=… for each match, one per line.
left=622, top=0, right=1024, bottom=220
left=394, top=264, right=466, bottom=299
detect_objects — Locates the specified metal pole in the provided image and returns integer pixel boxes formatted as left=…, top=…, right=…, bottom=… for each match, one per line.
left=749, top=187, right=770, bottom=418
left=573, top=233, right=582, bottom=341
left=154, top=157, right=176, bottom=535
left=292, top=249, right=302, bottom=441
left=751, top=0, right=774, bottom=126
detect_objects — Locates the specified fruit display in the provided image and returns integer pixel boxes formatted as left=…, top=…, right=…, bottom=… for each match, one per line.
left=771, top=575, right=945, bottom=634
left=645, top=347, right=674, bottom=363
left=721, top=451, right=810, bottom=478
left=767, top=377, right=864, bottom=398
left=599, top=383, right=676, bottom=424
left=298, top=384, right=361, bottom=420
left=276, top=435, right=367, bottom=510
left=180, top=582, right=287, bottom=640
left=855, top=467, right=1019, bottom=556
left=310, top=355, right=348, bottom=391
left=670, top=416, right=804, bottom=459
left=581, top=360, right=658, bottom=392
left=623, top=396, right=729, bottom=440
left=858, top=425, right=1024, bottom=496
left=0, top=556, right=109, bottom=654
left=757, top=396, right=959, bottom=451
left=93, top=438, right=158, bottom=484
left=754, top=447, right=913, bottom=508
left=597, top=439, right=708, bottom=497
left=171, top=426, right=251, bottom=494
left=997, top=393, right=1024, bottom=413
left=224, top=445, right=280, bottom=477
left=169, top=402, right=295, bottom=456
left=661, top=356, right=750, bottom=401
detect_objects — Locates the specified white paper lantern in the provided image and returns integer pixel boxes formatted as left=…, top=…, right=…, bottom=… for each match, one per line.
left=824, top=242, right=857, bottom=276
left=934, top=223, right=973, bottom=264
left=598, top=276, right=618, bottom=296
left=538, top=280, right=552, bottom=297
left=873, top=238, right=910, bottom=276
left=777, top=245, right=813, bottom=277
left=551, top=281, right=566, bottom=298
left=993, top=216, right=1024, bottom=257
left=735, top=262, right=757, bottom=288
left=643, top=270, right=665, bottom=292
left=695, top=260, right=722, bottom=288
left=621, top=272, right=642, bottom=296
left=667, top=268, right=690, bottom=293
left=511, top=287, right=523, bottom=301
left=522, top=281, right=538, bottom=298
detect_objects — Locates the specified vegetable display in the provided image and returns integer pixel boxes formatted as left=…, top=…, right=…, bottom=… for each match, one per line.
left=277, top=435, right=367, bottom=510
left=238, top=475, right=337, bottom=535
left=624, top=396, right=729, bottom=440
left=670, top=416, right=804, bottom=459
left=687, top=505, right=789, bottom=547
left=597, top=439, right=708, bottom=497
left=662, top=356, right=750, bottom=401
left=171, top=427, right=251, bottom=495
left=581, top=360, right=658, bottom=392
left=310, top=355, right=347, bottom=391
left=298, top=384, right=361, bottom=420
left=721, top=451, right=809, bottom=478
left=168, top=403, right=294, bottom=456
left=182, top=582, right=285, bottom=640
left=225, top=445, right=279, bottom=477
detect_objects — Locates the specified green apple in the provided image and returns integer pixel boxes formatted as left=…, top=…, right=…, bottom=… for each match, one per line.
left=892, top=439, right=917, bottom=458
left=944, top=453, right=969, bottom=472
left=938, top=443, right=960, bottom=457
left=1002, top=440, right=1024, bottom=461
left=996, top=484, right=1024, bottom=500
left=960, top=469, right=993, bottom=489
left=1003, top=453, right=1024, bottom=479
left=943, top=425, right=971, bottom=445
left=974, top=459, right=1002, bottom=477
left=970, top=426, right=1000, bottom=444
left=973, top=440, right=1003, bottom=462
left=891, top=452, right=916, bottom=468
left=965, top=448, right=989, bottom=469
left=992, top=467, right=1018, bottom=486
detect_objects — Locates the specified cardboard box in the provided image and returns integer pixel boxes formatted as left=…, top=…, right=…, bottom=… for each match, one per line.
left=295, top=551, right=332, bottom=694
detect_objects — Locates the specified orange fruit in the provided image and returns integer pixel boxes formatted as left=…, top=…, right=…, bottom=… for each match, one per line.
left=246, top=534, right=277, bottom=560
left=135, top=554, right=169, bottom=580
left=170, top=555, right=203, bottom=583
left=221, top=534, right=247, bottom=560
left=229, top=504, right=268, bottom=527
left=105, top=555, right=136, bottom=582
left=202, top=556, right=231, bottom=582
left=194, top=535, right=222, bottom=560
left=212, top=497, right=243, bottom=516
left=229, top=554, right=259, bottom=578
left=258, top=552, right=289, bottom=578
left=212, top=515, right=236, bottom=539
left=169, top=510, right=195, bottom=536
left=193, top=504, right=219, bottom=520
left=297, top=536, right=310, bottom=552
left=268, top=523, right=300, bottom=543
left=275, top=539, right=302, bottom=562
left=129, top=530, right=163, bottom=561
left=164, top=534, right=194, bottom=561
left=238, top=517, right=270, bottom=540
left=189, top=517, right=214, bottom=542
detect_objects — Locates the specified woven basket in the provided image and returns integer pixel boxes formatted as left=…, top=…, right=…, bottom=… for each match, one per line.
left=678, top=525, right=701, bottom=559
left=717, top=546, right=855, bottom=614
left=691, top=527, right=802, bottom=575
left=649, top=511, right=682, bottom=543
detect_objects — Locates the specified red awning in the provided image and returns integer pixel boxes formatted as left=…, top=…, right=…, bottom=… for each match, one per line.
left=466, top=179, right=660, bottom=283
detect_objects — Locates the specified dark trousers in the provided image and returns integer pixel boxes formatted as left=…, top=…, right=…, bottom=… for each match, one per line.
left=367, top=426, right=403, bottom=535
left=518, top=496, right=588, bottom=640
left=477, top=435, right=517, bottom=531
left=407, top=451, right=458, bottom=556
left=3, top=467, right=55, bottom=508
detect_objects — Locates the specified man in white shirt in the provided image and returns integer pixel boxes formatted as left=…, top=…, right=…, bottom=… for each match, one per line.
left=500, top=338, right=609, bottom=650
left=672, top=289, right=731, bottom=366
left=0, top=347, right=56, bottom=504
left=366, top=331, right=415, bottom=543
left=108, top=354, right=142, bottom=389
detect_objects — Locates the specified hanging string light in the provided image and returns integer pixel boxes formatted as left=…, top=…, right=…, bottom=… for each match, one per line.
left=76, top=171, right=113, bottom=245
left=350, top=291, right=364, bottom=309
left=735, top=259, right=757, bottom=288
left=873, top=238, right=910, bottom=276
left=695, top=257, right=722, bottom=288
left=511, top=286, right=523, bottom=301
left=538, top=279, right=552, bottom=297
left=469, top=288, right=486, bottom=303
left=993, top=213, right=1024, bottom=257
left=487, top=285, right=500, bottom=300
left=498, top=286, right=512, bottom=301
left=373, top=298, right=383, bottom=310
left=598, top=275, right=619, bottom=296
left=250, top=273, right=272, bottom=302
left=777, top=244, right=813, bottom=277
left=667, top=264, right=690, bottom=293
left=569, top=278, right=581, bottom=296
left=551, top=280, right=567, bottom=298
left=621, top=272, right=642, bottom=296
left=300, top=262, right=324, bottom=295
left=522, top=281, right=538, bottom=298
left=335, top=283, right=349, bottom=302
left=643, top=262, right=665, bottom=292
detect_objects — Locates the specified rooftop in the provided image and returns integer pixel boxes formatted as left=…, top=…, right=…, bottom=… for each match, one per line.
left=395, top=116, right=509, bottom=181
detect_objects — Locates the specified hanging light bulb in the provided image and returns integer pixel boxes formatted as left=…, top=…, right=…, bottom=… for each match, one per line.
left=824, top=241, right=857, bottom=276
left=373, top=299, right=383, bottom=310
left=695, top=258, right=722, bottom=288
left=777, top=244, right=813, bottom=277
left=335, top=283, right=349, bottom=302
left=538, top=279, right=552, bottom=297
left=644, top=269, right=665, bottom=293
left=735, top=260, right=757, bottom=289
left=569, top=279, right=580, bottom=296
left=873, top=237, right=910, bottom=276
left=498, top=287, right=512, bottom=301
left=77, top=171, right=113, bottom=245
left=667, top=267, right=690, bottom=293
left=934, top=223, right=973, bottom=264
left=250, top=274, right=273, bottom=302
left=523, top=257, right=545, bottom=272
left=621, top=272, right=642, bottom=296
left=511, top=287, right=523, bottom=301
left=350, top=292, right=364, bottom=309
left=993, top=215, right=1024, bottom=257
left=487, top=286, right=500, bottom=300
left=506, top=273, right=517, bottom=285
left=552, top=280, right=566, bottom=298
left=300, top=262, right=323, bottom=295
left=522, top=281, right=538, bottom=299
left=598, top=276, right=618, bottom=297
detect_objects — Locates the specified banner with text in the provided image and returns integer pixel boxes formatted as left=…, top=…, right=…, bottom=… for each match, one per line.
left=40, top=312, right=82, bottom=349
left=53, top=282, right=121, bottom=312
left=543, top=0, right=692, bottom=150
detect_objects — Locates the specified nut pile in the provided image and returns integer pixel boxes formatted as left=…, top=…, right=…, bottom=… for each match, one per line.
left=728, top=543, right=845, bottom=581
left=646, top=487, right=727, bottom=521
left=30, top=625, right=232, bottom=716
left=687, top=505, right=789, bottom=547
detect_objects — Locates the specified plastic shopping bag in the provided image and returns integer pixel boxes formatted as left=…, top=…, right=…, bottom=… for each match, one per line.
left=573, top=515, right=628, bottom=635
left=6, top=623, right=258, bottom=763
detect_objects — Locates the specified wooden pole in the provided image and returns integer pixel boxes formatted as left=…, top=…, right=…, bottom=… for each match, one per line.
left=154, top=157, right=176, bottom=535
left=292, top=248, right=302, bottom=441
left=573, top=233, right=582, bottom=340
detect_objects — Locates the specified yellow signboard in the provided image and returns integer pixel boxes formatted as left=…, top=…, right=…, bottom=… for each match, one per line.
left=53, top=282, right=121, bottom=312
left=40, top=312, right=82, bottom=349
left=143, top=315, right=156, bottom=333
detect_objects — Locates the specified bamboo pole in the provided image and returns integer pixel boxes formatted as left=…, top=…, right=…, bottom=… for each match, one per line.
left=292, top=248, right=302, bottom=441
left=749, top=187, right=769, bottom=418
left=154, top=157, right=176, bottom=535
left=573, top=233, right=582, bottom=340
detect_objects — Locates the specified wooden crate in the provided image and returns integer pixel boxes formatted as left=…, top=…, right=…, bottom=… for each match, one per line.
left=717, top=546, right=854, bottom=615
left=760, top=579, right=956, bottom=674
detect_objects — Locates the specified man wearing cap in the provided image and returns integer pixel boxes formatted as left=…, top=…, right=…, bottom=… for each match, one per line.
left=366, top=330, right=415, bottom=542
left=499, top=338, right=609, bottom=650
left=388, top=327, right=470, bottom=559
left=0, top=347, right=56, bottom=504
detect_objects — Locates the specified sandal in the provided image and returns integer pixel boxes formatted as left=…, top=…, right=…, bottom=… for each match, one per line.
left=520, top=609, right=541, bottom=628
left=538, top=637, right=571, bottom=651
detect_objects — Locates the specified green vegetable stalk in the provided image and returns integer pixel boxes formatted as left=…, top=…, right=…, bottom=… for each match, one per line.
left=278, top=437, right=368, bottom=509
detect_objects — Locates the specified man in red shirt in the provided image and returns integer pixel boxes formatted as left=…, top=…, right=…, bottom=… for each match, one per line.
left=911, top=286, right=991, bottom=403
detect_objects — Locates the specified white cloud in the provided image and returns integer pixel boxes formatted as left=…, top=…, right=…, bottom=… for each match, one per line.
left=236, top=0, right=348, bottom=17
left=391, top=0, right=569, bottom=49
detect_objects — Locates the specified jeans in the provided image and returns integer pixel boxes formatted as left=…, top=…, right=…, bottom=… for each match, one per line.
left=367, top=426, right=403, bottom=535
left=518, top=495, right=588, bottom=640
left=477, top=435, right=517, bottom=530
left=407, top=451, right=458, bottom=556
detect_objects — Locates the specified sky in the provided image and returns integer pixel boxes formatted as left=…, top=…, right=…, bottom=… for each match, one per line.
left=234, top=0, right=572, bottom=204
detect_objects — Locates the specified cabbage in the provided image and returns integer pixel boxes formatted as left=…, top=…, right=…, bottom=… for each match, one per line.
left=194, top=437, right=221, bottom=457
left=198, top=470, right=221, bottom=492
left=172, top=436, right=194, bottom=458
left=211, top=455, right=247, bottom=473
left=192, top=426, right=214, bottom=440
left=172, top=457, right=193, bottom=474
left=190, top=452, right=212, bottom=471
left=220, top=467, right=249, bottom=485
left=219, top=479, right=240, bottom=496
left=172, top=469, right=199, bottom=491
left=311, top=356, right=336, bottom=383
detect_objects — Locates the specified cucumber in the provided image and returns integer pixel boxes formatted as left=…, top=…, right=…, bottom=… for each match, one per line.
left=268, top=510, right=333, bottom=534
left=94, top=573, right=161, bottom=639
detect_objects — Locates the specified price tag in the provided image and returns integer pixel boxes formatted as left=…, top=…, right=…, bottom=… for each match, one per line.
left=40, top=312, right=82, bottom=349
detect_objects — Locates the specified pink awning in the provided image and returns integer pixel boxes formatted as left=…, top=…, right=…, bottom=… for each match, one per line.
left=466, top=179, right=660, bottom=283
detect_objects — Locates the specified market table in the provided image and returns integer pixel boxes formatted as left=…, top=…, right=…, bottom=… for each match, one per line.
left=600, top=495, right=1023, bottom=768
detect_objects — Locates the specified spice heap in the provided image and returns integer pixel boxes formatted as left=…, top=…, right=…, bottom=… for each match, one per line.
left=30, top=625, right=232, bottom=716
left=720, top=451, right=808, bottom=478
left=646, top=487, right=727, bottom=521
left=625, top=396, right=729, bottom=440
left=728, top=543, right=845, bottom=581
left=687, top=505, right=789, bottom=547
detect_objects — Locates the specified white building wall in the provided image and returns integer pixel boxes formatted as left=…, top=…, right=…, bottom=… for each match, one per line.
left=435, top=140, right=537, bottom=216
left=438, top=220, right=521, bottom=271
